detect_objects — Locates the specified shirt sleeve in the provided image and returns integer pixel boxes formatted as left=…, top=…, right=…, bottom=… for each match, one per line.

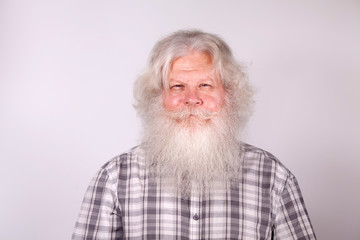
left=72, top=167, right=123, bottom=240
left=274, top=176, right=317, bottom=240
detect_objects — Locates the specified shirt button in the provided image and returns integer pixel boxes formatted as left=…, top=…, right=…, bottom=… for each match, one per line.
left=193, top=213, right=200, bottom=221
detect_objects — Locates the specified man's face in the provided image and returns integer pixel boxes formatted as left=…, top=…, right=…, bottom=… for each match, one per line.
left=161, top=52, right=226, bottom=120
left=145, top=53, right=243, bottom=197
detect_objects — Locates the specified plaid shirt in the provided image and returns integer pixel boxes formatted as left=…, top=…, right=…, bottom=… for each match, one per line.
left=72, top=144, right=316, bottom=239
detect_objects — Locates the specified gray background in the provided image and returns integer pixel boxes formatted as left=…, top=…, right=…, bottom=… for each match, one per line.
left=1, top=0, right=359, bottom=239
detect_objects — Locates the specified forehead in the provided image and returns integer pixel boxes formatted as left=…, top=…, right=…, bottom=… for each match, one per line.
left=170, top=52, right=213, bottom=72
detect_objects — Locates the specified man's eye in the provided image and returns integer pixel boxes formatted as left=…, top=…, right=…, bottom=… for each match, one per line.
left=170, top=84, right=184, bottom=90
left=200, top=83, right=211, bottom=87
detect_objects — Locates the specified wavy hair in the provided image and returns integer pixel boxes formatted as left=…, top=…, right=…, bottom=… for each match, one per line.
left=134, top=30, right=254, bottom=130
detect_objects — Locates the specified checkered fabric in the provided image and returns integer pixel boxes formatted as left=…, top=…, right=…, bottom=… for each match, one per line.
left=72, top=144, right=316, bottom=239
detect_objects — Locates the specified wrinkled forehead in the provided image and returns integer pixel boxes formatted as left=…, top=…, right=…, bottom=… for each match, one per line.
left=170, top=52, right=213, bottom=72
left=164, top=51, right=219, bottom=84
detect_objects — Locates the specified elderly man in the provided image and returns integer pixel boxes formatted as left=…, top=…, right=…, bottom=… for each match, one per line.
left=72, top=30, right=316, bottom=239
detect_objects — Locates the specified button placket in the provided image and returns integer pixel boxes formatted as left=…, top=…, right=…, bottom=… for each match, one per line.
left=189, top=183, right=201, bottom=239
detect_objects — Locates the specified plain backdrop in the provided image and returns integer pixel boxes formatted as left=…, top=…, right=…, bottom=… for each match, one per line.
left=1, top=1, right=359, bottom=239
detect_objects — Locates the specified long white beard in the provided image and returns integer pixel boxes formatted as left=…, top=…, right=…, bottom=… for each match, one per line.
left=141, top=100, right=244, bottom=198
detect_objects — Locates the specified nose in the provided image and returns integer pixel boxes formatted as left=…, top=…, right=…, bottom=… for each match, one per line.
left=185, top=89, right=203, bottom=106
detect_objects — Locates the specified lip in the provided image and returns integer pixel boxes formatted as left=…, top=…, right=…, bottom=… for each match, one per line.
left=188, top=115, right=205, bottom=123
left=189, top=114, right=200, bottom=120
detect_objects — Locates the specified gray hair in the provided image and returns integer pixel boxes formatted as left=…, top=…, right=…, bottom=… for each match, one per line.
left=134, top=30, right=254, bottom=127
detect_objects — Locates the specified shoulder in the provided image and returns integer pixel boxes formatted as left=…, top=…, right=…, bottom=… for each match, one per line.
left=242, top=143, right=294, bottom=183
left=98, top=146, right=144, bottom=179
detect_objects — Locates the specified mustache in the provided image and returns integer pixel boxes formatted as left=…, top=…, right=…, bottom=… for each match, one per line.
left=166, top=107, right=215, bottom=121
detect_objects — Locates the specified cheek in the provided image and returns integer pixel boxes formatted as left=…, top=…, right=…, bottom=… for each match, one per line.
left=162, top=92, right=183, bottom=111
left=203, top=97, right=222, bottom=111
left=204, top=92, right=226, bottom=112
